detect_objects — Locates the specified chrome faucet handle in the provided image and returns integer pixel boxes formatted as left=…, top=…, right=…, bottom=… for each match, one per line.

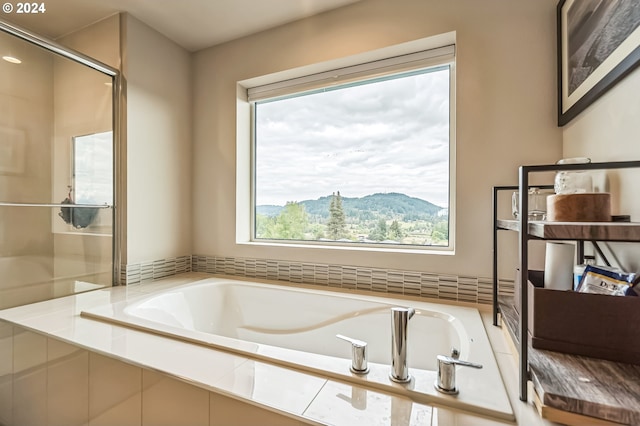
left=336, top=334, right=369, bottom=374
left=435, top=354, right=483, bottom=395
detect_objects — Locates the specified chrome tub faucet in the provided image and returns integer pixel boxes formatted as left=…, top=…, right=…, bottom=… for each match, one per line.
left=390, top=306, right=415, bottom=383
left=336, top=334, right=369, bottom=374
left=435, top=354, right=483, bottom=395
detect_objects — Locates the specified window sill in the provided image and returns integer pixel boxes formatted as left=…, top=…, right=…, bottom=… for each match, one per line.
left=237, top=240, right=455, bottom=256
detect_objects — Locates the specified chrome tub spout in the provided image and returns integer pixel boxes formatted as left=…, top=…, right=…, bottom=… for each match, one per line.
left=390, top=306, right=415, bottom=383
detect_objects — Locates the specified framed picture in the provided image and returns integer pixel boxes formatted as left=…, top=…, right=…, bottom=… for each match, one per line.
left=557, top=0, right=640, bottom=126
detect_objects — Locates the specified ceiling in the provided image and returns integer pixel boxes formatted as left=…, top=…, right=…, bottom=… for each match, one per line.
left=3, top=0, right=361, bottom=52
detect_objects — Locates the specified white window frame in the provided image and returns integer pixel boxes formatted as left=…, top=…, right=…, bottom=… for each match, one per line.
left=237, top=33, right=457, bottom=254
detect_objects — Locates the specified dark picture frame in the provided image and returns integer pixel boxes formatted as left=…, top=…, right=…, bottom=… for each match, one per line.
left=557, top=0, right=640, bottom=126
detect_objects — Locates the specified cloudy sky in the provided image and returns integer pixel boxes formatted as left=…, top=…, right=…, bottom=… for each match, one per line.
left=255, top=67, right=450, bottom=208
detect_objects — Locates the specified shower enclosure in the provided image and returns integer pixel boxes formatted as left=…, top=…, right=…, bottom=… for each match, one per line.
left=0, top=19, right=119, bottom=310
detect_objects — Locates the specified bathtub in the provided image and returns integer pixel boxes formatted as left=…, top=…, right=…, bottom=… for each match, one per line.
left=81, top=277, right=513, bottom=420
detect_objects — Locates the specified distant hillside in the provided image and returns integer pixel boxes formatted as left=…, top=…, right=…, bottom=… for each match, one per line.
left=257, top=193, right=443, bottom=221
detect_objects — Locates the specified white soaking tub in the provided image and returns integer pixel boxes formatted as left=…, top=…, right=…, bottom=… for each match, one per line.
left=81, top=277, right=513, bottom=421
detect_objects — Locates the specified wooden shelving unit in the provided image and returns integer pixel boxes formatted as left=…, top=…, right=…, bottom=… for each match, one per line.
left=492, top=160, right=640, bottom=424
left=498, top=294, right=640, bottom=425
left=496, top=219, right=640, bottom=241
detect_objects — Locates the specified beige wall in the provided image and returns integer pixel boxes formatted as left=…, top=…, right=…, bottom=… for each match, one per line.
left=562, top=66, right=640, bottom=272
left=123, top=14, right=192, bottom=265
left=193, top=0, right=562, bottom=278
left=55, top=13, right=193, bottom=274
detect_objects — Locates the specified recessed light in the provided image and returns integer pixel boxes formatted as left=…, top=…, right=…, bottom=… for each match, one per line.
left=2, top=56, right=22, bottom=64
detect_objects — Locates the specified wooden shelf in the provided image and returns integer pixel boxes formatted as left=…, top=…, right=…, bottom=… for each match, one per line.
left=493, top=162, right=640, bottom=412
left=497, top=296, right=640, bottom=425
left=496, top=219, right=640, bottom=241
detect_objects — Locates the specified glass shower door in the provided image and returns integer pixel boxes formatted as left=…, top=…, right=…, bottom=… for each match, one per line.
left=0, top=20, right=118, bottom=310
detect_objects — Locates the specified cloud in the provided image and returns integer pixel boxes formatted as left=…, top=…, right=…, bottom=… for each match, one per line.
left=255, top=67, right=451, bottom=207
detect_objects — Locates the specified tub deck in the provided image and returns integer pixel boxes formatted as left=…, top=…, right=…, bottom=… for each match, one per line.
left=80, top=276, right=514, bottom=421
left=0, top=273, right=534, bottom=425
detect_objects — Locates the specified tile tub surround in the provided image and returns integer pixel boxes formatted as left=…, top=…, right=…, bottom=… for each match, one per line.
left=0, top=273, right=547, bottom=426
left=81, top=276, right=512, bottom=419
left=189, top=255, right=515, bottom=304
left=122, top=255, right=192, bottom=285
left=122, top=254, right=515, bottom=304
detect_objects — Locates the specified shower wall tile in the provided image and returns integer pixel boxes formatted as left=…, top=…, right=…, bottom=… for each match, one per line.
left=0, top=322, right=13, bottom=426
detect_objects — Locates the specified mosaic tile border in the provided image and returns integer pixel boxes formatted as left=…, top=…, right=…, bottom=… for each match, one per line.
left=122, top=255, right=192, bottom=285
left=191, top=255, right=515, bottom=305
left=121, top=254, right=515, bottom=304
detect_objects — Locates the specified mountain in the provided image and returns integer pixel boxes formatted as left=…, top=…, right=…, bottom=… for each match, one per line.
left=254, top=205, right=283, bottom=217
left=256, top=192, right=443, bottom=221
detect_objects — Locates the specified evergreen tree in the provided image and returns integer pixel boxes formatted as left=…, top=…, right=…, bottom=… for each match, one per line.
left=369, top=218, right=388, bottom=241
left=326, top=191, right=346, bottom=239
left=389, top=220, right=403, bottom=240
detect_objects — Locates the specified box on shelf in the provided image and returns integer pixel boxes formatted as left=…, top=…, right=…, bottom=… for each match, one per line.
left=519, top=271, right=640, bottom=365
left=513, top=269, right=544, bottom=315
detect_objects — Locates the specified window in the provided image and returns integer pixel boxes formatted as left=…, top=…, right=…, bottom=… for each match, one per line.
left=73, top=131, right=113, bottom=205
left=249, top=45, right=455, bottom=249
